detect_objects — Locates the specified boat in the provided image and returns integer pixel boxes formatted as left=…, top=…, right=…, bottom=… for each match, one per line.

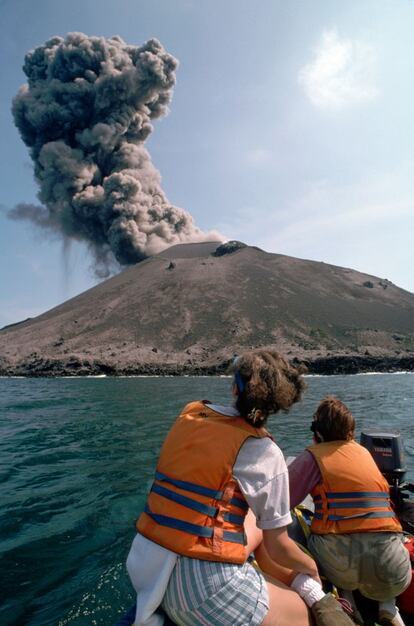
left=115, top=431, right=414, bottom=626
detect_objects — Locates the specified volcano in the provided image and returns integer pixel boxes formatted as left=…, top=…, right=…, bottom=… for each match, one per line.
left=1, top=242, right=414, bottom=376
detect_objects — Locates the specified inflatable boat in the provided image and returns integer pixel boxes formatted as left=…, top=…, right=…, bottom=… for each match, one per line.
left=115, top=431, right=414, bottom=626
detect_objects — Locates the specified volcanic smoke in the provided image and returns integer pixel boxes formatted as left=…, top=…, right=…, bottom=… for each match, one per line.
left=11, top=33, right=220, bottom=275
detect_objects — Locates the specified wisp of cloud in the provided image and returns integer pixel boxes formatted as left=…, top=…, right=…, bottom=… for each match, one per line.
left=299, top=29, right=378, bottom=110
left=11, top=33, right=220, bottom=276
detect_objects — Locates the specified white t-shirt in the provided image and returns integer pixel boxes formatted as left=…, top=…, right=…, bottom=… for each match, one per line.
left=209, top=404, right=292, bottom=529
left=127, top=403, right=291, bottom=625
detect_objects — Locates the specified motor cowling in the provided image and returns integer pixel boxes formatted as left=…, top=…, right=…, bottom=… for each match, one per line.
left=360, top=431, right=406, bottom=485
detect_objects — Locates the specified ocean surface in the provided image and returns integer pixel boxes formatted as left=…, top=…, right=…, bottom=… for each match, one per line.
left=1, top=374, right=414, bottom=626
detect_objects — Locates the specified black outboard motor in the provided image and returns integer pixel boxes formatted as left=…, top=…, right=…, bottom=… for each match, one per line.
left=360, top=431, right=406, bottom=485
left=361, top=431, right=414, bottom=533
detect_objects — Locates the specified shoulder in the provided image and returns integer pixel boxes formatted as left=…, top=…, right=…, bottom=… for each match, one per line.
left=236, top=437, right=287, bottom=474
left=180, top=400, right=205, bottom=414
left=289, top=449, right=318, bottom=470
left=242, top=436, right=283, bottom=454
left=353, top=440, right=378, bottom=461
left=307, top=440, right=341, bottom=455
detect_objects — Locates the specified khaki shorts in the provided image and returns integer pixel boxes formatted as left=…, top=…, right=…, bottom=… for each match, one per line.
left=308, top=532, right=412, bottom=601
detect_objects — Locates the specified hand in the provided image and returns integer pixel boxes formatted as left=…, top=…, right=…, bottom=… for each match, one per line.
left=310, top=573, right=322, bottom=586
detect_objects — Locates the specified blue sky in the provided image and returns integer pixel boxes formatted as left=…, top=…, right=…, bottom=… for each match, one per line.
left=1, top=0, right=414, bottom=327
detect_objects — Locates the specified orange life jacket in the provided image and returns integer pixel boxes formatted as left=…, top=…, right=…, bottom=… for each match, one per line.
left=307, top=440, right=401, bottom=535
left=137, top=401, right=270, bottom=564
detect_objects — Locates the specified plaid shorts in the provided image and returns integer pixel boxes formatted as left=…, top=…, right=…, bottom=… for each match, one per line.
left=161, top=556, right=269, bottom=626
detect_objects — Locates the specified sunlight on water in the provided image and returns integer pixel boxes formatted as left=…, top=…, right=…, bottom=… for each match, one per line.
left=1, top=374, right=413, bottom=626
left=58, top=563, right=129, bottom=625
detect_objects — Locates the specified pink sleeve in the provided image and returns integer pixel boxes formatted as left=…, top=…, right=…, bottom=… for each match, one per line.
left=288, top=450, right=321, bottom=509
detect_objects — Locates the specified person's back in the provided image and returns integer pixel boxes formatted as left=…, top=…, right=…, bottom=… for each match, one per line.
left=308, top=438, right=401, bottom=536
left=136, top=399, right=268, bottom=563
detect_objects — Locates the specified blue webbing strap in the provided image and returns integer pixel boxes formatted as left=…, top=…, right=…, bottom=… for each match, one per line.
left=155, top=471, right=249, bottom=510
left=314, top=499, right=390, bottom=511
left=313, top=491, right=389, bottom=501
left=151, top=483, right=245, bottom=526
left=231, top=496, right=249, bottom=511
left=224, top=512, right=245, bottom=525
left=145, top=506, right=246, bottom=544
left=151, top=483, right=218, bottom=517
left=314, top=511, right=397, bottom=521
left=327, top=490, right=390, bottom=499
left=155, top=471, right=223, bottom=499
left=223, top=530, right=245, bottom=544
left=145, top=505, right=213, bottom=537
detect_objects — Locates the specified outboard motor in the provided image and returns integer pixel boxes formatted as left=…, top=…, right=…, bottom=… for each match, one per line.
left=361, top=431, right=414, bottom=533
left=360, top=431, right=406, bottom=485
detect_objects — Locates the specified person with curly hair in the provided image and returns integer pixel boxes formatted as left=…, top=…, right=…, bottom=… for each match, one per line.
left=127, top=351, right=353, bottom=626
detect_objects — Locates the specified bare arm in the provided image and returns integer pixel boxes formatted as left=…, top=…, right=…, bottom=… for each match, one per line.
left=263, top=526, right=318, bottom=578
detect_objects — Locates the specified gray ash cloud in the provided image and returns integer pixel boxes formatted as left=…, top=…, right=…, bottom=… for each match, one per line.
left=11, top=32, right=220, bottom=275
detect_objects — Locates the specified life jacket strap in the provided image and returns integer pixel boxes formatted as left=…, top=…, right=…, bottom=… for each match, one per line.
left=314, top=499, right=391, bottom=511
left=150, top=482, right=245, bottom=525
left=155, top=471, right=222, bottom=499
left=314, top=511, right=397, bottom=521
left=144, top=505, right=246, bottom=544
left=313, top=489, right=396, bottom=522
left=313, top=491, right=389, bottom=500
left=154, top=471, right=249, bottom=510
left=230, top=495, right=249, bottom=511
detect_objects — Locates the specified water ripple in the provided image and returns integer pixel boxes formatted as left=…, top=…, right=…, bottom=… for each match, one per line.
left=1, top=375, right=413, bottom=625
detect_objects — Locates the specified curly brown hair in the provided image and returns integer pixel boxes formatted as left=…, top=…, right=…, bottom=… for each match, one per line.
left=230, top=349, right=306, bottom=428
left=314, top=396, right=355, bottom=441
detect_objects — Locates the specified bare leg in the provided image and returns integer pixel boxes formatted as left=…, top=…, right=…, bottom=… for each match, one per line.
left=244, top=510, right=312, bottom=625
left=261, top=576, right=313, bottom=626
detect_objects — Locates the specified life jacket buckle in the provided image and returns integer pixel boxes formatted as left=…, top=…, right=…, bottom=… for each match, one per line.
left=221, top=480, right=237, bottom=504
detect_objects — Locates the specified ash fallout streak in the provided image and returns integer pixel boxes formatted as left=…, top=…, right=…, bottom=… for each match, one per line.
left=11, top=33, right=220, bottom=276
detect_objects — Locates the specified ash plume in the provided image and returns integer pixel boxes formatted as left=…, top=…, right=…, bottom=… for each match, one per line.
left=11, top=33, right=220, bottom=275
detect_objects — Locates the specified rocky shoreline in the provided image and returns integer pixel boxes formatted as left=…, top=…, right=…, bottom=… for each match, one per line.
left=1, top=354, right=414, bottom=377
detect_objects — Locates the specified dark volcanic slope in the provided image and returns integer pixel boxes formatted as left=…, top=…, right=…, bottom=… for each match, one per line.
left=1, top=243, right=414, bottom=375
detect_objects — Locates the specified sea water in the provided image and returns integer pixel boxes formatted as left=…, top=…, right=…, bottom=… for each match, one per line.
left=1, top=374, right=413, bottom=626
